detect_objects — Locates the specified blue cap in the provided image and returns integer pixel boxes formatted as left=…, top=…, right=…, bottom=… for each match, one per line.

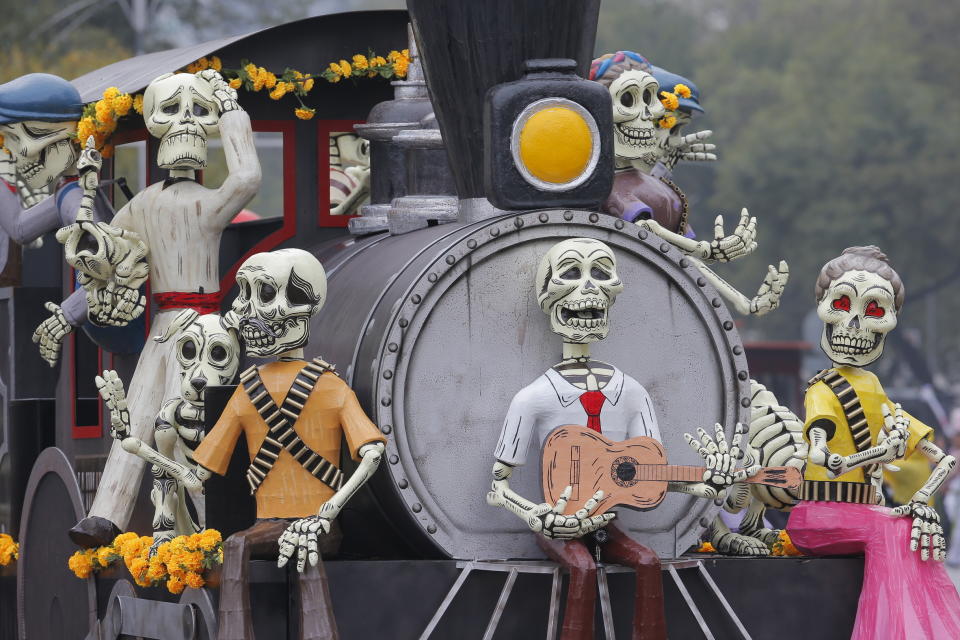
left=0, top=73, right=83, bottom=125
left=650, top=66, right=703, bottom=115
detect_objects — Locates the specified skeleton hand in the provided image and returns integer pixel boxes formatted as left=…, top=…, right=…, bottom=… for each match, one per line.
left=685, top=422, right=757, bottom=495
left=891, top=501, right=945, bottom=561
left=664, top=129, right=716, bottom=169
left=198, top=69, right=239, bottom=113
left=94, top=369, right=131, bottom=440
left=879, top=403, right=909, bottom=460
left=106, top=280, right=147, bottom=324
left=526, top=486, right=615, bottom=540
left=747, top=261, right=789, bottom=315
left=32, top=302, right=73, bottom=367
left=277, top=514, right=331, bottom=572
left=694, top=209, right=757, bottom=263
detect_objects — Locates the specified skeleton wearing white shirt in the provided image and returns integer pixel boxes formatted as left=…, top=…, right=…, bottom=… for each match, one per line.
left=67, top=69, right=262, bottom=548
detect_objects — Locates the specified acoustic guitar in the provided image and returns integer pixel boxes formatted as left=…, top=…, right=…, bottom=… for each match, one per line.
left=542, top=425, right=803, bottom=515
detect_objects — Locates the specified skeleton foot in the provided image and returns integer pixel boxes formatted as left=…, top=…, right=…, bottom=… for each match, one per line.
left=710, top=518, right=771, bottom=556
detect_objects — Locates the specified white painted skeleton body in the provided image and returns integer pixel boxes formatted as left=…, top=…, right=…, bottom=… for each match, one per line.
left=80, top=71, right=261, bottom=535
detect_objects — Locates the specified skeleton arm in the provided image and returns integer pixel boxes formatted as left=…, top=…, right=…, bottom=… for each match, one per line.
left=277, top=441, right=384, bottom=572
left=807, top=404, right=908, bottom=477
left=890, top=438, right=955, bottom=562
left=693, top=259, right=789, bottom=316
left=639, top=208, right=757, bottom=263
left=198, top=71, right=261, bottom=231
left=663, top=129, right=717, bottom=170
left=674, top=422, right=758, bottom=499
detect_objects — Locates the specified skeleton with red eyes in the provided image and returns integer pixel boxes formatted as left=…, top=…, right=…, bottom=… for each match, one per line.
left=786, top=246, right=960, bottom=639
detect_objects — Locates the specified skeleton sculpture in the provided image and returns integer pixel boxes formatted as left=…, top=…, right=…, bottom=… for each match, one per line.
left=487, top=238, right=757, bottom=640
left=591, top=51, right=789, bottom=318
left=784, top=246, right=960, bottom=639
left=189, top=249, right=386, bottom=640
left=645, top=66, right=716, bottom=174
left=66, top=69, right=262, bottom=549
left=96, top=310, right=240, bottom=550
left=329, top=132, right=370, bottom=216
left=0, top=73, right=120, bottom=353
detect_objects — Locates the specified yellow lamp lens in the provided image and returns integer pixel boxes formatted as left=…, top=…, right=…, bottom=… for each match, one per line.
left=518, top=106, right=593, bottom=185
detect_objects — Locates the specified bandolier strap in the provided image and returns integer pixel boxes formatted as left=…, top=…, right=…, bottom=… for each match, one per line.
left=241, top=358, right=344, bottom=495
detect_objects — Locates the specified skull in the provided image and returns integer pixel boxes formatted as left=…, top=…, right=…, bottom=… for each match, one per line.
left=607, top=69, right=664, bottom=167
left=817, top=269, right=898, bottom=367
left=228, top=249, right=327, bottom=357
left=143, top=73, right=220, bottom=170
left=156, top=310, right=241, bottom=405
left=0, top=120, right=78, bottom=189
left=535, top=238, right=624, bottom=344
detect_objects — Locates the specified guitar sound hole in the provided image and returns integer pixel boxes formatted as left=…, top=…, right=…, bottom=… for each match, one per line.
left=611, top=456, right=638, bottom=487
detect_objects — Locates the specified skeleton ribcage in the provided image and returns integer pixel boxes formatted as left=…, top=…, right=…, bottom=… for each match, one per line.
left=747, top=381, right=806, bottom=511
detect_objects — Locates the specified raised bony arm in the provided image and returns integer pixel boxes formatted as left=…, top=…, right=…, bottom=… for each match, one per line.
left=694, top=259, right=789, bottom=317
left=486, top=460, right=614, bottom=539
left=675, top=422, right=758, bottom=499
left=277, top=441, right=385, bottom=572
left=807, top=403, right=908, bottom=477
left=639, top=208, right=756, bottom=263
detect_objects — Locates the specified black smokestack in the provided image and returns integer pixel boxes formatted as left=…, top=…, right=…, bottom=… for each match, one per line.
left=407, top=0, right=602, bottom=200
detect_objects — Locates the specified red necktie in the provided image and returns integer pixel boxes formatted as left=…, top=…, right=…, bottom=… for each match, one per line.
left=579, top=391, right=606, bottom=432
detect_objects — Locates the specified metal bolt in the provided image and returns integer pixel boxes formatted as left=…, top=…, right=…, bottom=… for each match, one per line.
left=514, top=217, right=524, bottom=228
left=389, top=454, right=399, bottom=464
left=723, top=321, right=733, bottom=330
left=614, top=220, right=624, bottom=230
left=589, top=213, right=599, bottom=223
left=445, top=255, right=456, bottom=265
left=539, top=213, right=549, bottom=223
left=398, top=479, right=408, bottom=489
left=467, top=239, right=477, bottom=249
left=427, top=524, right=437, bottom=534
left=411, top=294, right=421, bottom=305
left=697, top=277, right=706, bottom=287
left=738, top=371, right=748, bottom=381
left=660, top=243, right=670, bottom=253
left=733, top=345, right=743, bottom=355
left=712, top=298, right=721, bottom=308
left=381, top=424, right=392, bottom=434
left=388, top=343, right=398, bottom=352
left=412, top=503, right=422, bottom=513
left=563, top=211, right=574, bottom=221
left=638, top=230, right=648, bottom=240
left=399, top=318, right=408, bottom=328
left=741, top=398, right=751, bottom=408
left=490, top=227, right=500, bottom=237
left=428, top=273, right=438, bottom=283
left=381, top=396, right=392, bottom=407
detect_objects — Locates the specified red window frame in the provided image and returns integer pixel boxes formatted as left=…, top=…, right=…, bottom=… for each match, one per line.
left=317, top=119, right=366, bottom=228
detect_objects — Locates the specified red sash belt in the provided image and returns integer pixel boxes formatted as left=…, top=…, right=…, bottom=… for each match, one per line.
left=153, top=291, right=221, bottom=314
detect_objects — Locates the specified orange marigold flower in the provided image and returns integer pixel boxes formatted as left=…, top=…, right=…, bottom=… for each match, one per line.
left=184, top=571, right=205, bottom=589
left=94, top=100, right=114, bottom=123
left=76, top=118, right=97, bottom=144
left=696, top=541, right=716, bottom=553
left=673, top=83, right=692, bottom=99
left=659, top=91, right=679, bottom=111
left=387, top=50, right=401, bottom=62
left=294, top=107, right=315, bottom=121
left=112, top=94, right=132, bottom=116
left=328, top=62, right=342, bottom=77
left=658, top=116, right=677, bottom=129
left=371, top=56, right=387, bottom=67
left=244, top=63, right=258, bottom=79
left=133, top=94, right=144, bottom=114
left=167, top=575, right=186, bottom=595
left=302, top=77, right=315, bottom=92
left=210, top=56, right=222, bottom=72
left=102, top=87, right=120, bottom=102
left=95, top=546, right=115, bottom=568
left=229, top=78, right=242, bottom=89
left=261, top=69, right=277, bottom=90
left=269, top=85, right=287, bottom=100
left=352, top=54, right=369, bottom=71
left=393, top=56, right=409, bottom=78
left=338, top=60, right=352, bottom=77
left=68, top=550, right=95, bottom=578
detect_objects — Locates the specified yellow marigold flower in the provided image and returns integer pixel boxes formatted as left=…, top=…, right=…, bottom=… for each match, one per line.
left=68, top=550, right=95, bottom=578
left=133, top=94, right=143, bottom=114
left=269, top=85, right=287, bottom=100
left=352, top=54, right=369, bottom=71
left=102, top=87, right=120, bottom=102
left=339, top=60, right=352, bottom=77
left=130, top=557, right=149, bottom=580
left=402, top=49, right=409, bottom=57
left=261, top=69, right=277, bottom=90
left=95, top=100, right=114, bottom=124
left=393, top=55, right=409, bottom=78
left=229, top=78, right=242, bottom=89
left=245, top=63, right=258, bottom=80
left=387, top=50, right=401, bottom=62
left=302, top=77, right=315, bottom=92
left=76, top=119, right=96, bottom=143
left=184, top=571, right=205, bottom=589
left=658, top=116, right=677, bottom=129
left=147, top=560, right=166, bottom=581
left=673, top=83, right=692, bottom=99
left=295, top=107, right=316, bottom=121
left=329, top=62, right=342, bottom=76
left=371, top=56, right=387, bottom=67
left=293, top=70, right=304, bottom=80
left=210, top=56, right=222, bottom=72
left=181, top=552, right=203, bottom=572
left=659, top=91, right=679, bottom=111
left=113, top=532, right=138, bottom=548
left=96, top=546, right=115, bottom=568
left=112, top=94, right=132, bottom=116
left=695, top=541, right=716, bottom=553
left=772, top=530, right=803, bottom=557
left=167, top=575, right=186, bottom=594
left=155, top=541, right=172, bottom=564
left=199, top=530, right=221, bottom=551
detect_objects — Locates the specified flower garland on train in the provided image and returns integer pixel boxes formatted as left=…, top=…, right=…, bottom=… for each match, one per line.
left=72, top=48, right=411, bottom=155
left=68, top=529, right=223, bottom=594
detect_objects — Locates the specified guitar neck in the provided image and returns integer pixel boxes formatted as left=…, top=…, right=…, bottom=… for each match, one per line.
left=634, top=465, right=705, bottom=483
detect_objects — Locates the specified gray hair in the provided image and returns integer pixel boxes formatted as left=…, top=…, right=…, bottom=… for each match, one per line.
left=814, top=246, right=904, bottom=311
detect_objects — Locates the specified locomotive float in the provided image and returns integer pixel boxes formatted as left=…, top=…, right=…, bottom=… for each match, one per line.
left=0, top=1, right=955, bottom=639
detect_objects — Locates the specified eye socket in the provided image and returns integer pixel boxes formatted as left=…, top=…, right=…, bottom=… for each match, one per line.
left=590, top=266, right=610, bottom=280
left=192, top=103, right=210, bottom=117
left=865, top=301, right=886, bottom=318
left=162, top=103, right=179, bottom=115
left=642, top=88, right=653, bottom=105
left=259, top=282, right=277, bottom=303
left=559, top=267, right=581, bottom=280
left=620, top=91, right=634, bottom=108
left=358, top=141, right=370, bottom=157
left=831, top=295, right=851, bottom=312
left=180, top=339, right=197, bottom=360
left=210, top=344, right=228, bottom=362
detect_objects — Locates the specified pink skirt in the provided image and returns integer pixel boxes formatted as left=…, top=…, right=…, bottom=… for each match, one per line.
left=787, top=501, right=960, bottom=640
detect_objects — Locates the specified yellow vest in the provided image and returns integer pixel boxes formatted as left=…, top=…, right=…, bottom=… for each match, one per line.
left=803, top=367, right=932, bottom=484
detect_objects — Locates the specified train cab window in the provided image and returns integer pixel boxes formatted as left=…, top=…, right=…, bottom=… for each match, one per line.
left=110, top=139, right=148, bottom=205
left=206, top=132, right=284, bottom=223
left=325, top=130, right=370, bottom=218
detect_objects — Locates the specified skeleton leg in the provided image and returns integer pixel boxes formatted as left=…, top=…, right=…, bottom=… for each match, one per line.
left=536, top=535, right=596, bottom=640
left=73, top=311, right=181, bottom=545
left=600, top=523, right=666, bottom=640
left=737, top=498, right=779, bottom=547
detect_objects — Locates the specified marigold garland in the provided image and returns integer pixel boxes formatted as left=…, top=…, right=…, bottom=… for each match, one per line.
left=771, top=530, right=803, bottom=557
left=75, top=86, right=143, bottom=158
left=696, top=541, right=716, bottom=553
left=0, top=533, right=19, bottom=565
left=68, top=529, right=223, bottom=593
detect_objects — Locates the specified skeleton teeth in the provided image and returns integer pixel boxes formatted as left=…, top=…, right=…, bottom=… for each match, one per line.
left=616, top=124, right=656, bottom=147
